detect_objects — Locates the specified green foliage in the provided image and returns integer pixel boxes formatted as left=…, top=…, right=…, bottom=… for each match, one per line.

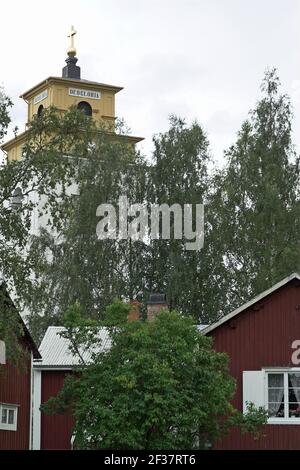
left=103, top=300, right=132, bottom=327
left=0, top=287, right=25, bottom=364
left=42, top=302, right=266, bottom=450
left=235, top=402, right=268, bottom=440
left=148, top=117, right=210, bottom=315
left=1, top=68, right=300, bottom=349
left=0, top=91, right=24, bottom=359
left=22, top=107, right=149, bottom=341
left=212, top=68, right=300, bottom=309
left=0, top=102, right=102, bottom=348
left=0, top=88, right=12, bottom=143
left=25, top=113, right=215, bottom=341
left=59, top=303, right=99, bottom=366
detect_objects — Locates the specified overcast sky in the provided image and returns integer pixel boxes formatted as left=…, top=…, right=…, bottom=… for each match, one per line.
left=1, top=0, right=300, bottom=164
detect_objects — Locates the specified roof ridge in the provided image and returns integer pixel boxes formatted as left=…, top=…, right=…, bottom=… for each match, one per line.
left=202, top=272, right=300, bottom=335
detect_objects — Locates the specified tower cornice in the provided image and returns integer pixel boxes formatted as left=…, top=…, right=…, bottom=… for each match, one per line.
left=20, top=77, right=123, bottom=101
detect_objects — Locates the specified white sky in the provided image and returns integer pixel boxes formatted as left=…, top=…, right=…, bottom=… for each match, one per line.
left=1, top=0, right=300, bottom=165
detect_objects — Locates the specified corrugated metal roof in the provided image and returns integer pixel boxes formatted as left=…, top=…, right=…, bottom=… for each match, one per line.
left=34, top=326, right=111, bottom=369
left=197, top=324, right=209, bottom=332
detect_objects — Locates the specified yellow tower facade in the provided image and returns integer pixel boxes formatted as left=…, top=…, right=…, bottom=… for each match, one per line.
left=2, top=27, right=143, bottom=160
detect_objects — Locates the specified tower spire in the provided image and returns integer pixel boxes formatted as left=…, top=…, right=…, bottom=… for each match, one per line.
left=62, top=25, right=81, bottom=80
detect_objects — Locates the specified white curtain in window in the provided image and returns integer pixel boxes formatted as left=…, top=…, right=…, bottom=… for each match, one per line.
left=290, top=373, right=300, bottom=406
left=268, top=374, right=284, bottom=416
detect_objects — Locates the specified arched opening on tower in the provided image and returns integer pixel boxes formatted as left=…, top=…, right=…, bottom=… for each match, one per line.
left=37, top=105, right=44, bottom=118
left=10, top=187, right=23, bottom=211
left=77, top=101, right=92, bottom=117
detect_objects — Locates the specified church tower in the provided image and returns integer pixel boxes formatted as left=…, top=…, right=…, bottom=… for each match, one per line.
left=2, top=27, right=143, bottom=161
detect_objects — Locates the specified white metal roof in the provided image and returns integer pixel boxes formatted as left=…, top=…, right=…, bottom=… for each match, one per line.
left=33, top=326, right=111, bottom=369
left=197, top=324, right=209, bottom=331
left=202, top=272, right=300, bottom=335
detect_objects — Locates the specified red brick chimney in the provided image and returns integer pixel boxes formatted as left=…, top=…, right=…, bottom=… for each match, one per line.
left=128, top=300, right=141, bottom=321
left=147, top=294, right=168, bottom=321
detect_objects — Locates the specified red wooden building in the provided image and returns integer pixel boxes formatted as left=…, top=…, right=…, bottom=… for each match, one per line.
left=203, top=272, right=300, bottom=449
left=0, top=289, right=41, bottom=450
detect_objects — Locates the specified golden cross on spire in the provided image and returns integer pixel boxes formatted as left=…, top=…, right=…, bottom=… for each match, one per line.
left=67, top=25, right=77, bottom=57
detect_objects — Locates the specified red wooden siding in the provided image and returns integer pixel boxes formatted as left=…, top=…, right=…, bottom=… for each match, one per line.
left=209, top=279, right=300, bottom=449
left=41, top=371, right=74, bottom=450
left=0, top=341, right=31, bottom=450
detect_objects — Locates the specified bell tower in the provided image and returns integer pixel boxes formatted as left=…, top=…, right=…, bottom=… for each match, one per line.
left=2, top=27, right=143, bottom=161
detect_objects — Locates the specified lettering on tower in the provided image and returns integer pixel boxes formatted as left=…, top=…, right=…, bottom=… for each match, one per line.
left=69, top=88, right=101, bottom=100
left=33, top=90, right=48, bottom=105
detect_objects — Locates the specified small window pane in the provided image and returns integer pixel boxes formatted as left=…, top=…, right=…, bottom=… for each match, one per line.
left=1, top=408, right=7, bottom=424
left=268, top=388, right=284, bottom=403
left=8, top=410, right=14, bottom=425
left=289, top=403, right=300, bottom=418
left=288, top=389, right=300, bottom=402
left=268, top=374, right=284, bottom=387
left=289, top=373, right=300, bottom=388
left=268, top=402, right=284, bottom=418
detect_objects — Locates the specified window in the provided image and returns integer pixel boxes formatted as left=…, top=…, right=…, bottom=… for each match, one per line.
left=0, top=404, right=18, bottom=431
left=77, top=101, right=92, bottom=116
left=268, top=372, right=300, bottom=420
left=243, top=369, right=300, bottom=424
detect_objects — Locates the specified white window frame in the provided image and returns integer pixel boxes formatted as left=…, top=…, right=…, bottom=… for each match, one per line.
left=264, top=368, right=300, bottom=425
left=0, top=403, right=18, bottom=431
